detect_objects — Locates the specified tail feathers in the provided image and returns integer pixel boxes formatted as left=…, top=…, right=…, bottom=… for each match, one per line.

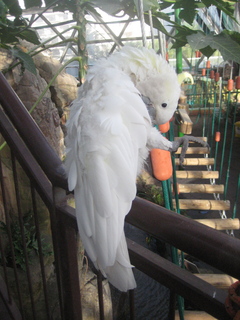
left=100, top=234, right=136, bottom=292
left=105, top=260, right=136, bottom=292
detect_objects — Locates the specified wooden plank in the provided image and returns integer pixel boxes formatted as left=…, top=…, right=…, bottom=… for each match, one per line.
left=175, top=311, right=217, bottom=319
left=175, top=147, right=210, bottom=154
left=178, top=184, right=224, bottom=194
left=176, top=171, right=219, bottom=179
left=177, top=109, right=193, bottom=134
left=178, top=108, right=192, bottom=122
left=194, top=274, right=238, bottom=290
left=175, top=158, right=215, bottom=166
left=195, top=218, right=239, bottom=230
left=174, top=137, right=208, bottom=142
left=173, top=199, right=230, bottom=210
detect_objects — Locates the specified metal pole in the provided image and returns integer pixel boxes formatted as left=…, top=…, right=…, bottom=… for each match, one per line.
left=148, top=9, right=155, bottom=49
left=175, top=8, right=183, bottom=74
left=138, top=0, right=147, bottom=47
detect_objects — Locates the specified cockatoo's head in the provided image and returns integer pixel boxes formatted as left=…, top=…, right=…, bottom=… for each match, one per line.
left=136, top=71, right=181, bottom=125
left=111, top=46, right=181, bottom=125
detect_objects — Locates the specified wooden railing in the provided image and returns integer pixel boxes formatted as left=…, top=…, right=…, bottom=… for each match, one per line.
left=0, top=72, right=239, bottom=319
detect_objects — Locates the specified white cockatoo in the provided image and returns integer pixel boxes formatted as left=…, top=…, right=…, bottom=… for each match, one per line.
left=65, top=46, right=207, bottom=292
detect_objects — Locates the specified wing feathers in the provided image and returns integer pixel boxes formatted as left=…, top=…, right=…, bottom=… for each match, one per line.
left=65, top=62, right=152, bottom=291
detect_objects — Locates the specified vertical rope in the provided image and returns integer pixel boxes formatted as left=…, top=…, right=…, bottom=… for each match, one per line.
left=148, top=9, right=155, bottom=49
left=219, top=91, right=231, bottom=180
left=224, top=102, right=237, bottom=199
left=209, top=91, right=217, bottom=157
left=232, top=174, right=240, bottom=219
left=138, top=0, right=147, bottom=47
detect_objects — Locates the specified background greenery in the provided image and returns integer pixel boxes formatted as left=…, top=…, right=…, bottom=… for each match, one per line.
left=1, top=0, right=240, bottom=77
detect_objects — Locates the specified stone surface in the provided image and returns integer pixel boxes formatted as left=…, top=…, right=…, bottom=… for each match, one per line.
left=33, top=53, right=78, bottom=115
left=0, top=46, right=113, bottom=320
left=0, top=49, right=14, bottom=71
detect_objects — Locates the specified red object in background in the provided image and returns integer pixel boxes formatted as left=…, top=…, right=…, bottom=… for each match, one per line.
left=195, top=51, right=201, bottom=58
left=235, top=76, right=240, bottom=89
left=215, top=72, right=220, bottom=82
left=210, top=70, right=215, bottom=79
left=202, top=68, right=206, bottom=76
left=206, top=60, right=211, bottom=69
left=228, top=79, right=234, bottom=91
left=215, top=132, right=221, bottom=142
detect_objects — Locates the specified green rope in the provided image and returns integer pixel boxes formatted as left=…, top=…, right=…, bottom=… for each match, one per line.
left=160, top=123, right=184, bottom=320
left=213, top=89, right=224, bottom=171
left=224, top=102, right=237, bottom=200
left=219, top=91, right=231, bottom=181
left=232, top=174, right=240, bottom=219
left=170, top=123, right=181, bottom=214
left=209, top=92, right=217, bottom=158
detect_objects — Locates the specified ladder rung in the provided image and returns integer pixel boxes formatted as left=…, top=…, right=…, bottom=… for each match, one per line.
left=175, top=158, right=214, bottom=166
left=177, top=109, right=193, bottom=134
left=194, top=274, right=238, bottom=290
left=174, top=136, right=208, bottom=142
left=175, top=147, right=210, bottom=154
left=195, top=218, right=239, bottom=230
left=175, top=311, right=217, bottom=320
left=176, top=171, right=219, bottom=179
left=178, top=184, right=224, bottom=194
left=173, top=199, right=230, bottom=210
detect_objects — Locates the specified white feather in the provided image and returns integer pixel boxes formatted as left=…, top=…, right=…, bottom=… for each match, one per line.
left=65, top=46, right=181, bottom=291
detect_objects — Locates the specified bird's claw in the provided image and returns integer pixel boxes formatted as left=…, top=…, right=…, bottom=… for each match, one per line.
left=171, top=136, right=209, bottom=166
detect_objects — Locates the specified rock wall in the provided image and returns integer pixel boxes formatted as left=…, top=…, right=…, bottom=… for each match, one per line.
left=0, top=46, right=112, bottom=319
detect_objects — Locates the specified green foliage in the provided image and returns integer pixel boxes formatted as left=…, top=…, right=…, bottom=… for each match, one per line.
left=137, top=182, right=164, bottom=206
left=173, top=0, right=198, bottom=25
left=0, top=212, right=52, bottom=271
left=1, top=0, right=240, bottom=74
left=0, top=0, right=40, bottom=46
left=0, top=0, right=40, bottom=74
left=11, top=46, right=38, bottom=75
left=187, top=30, right=240, bottom=63
left=2, top=0, right=22, bottom=17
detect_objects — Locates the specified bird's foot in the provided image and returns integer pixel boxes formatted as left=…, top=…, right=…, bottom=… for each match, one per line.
left=170, top=136, right=209, bottom=166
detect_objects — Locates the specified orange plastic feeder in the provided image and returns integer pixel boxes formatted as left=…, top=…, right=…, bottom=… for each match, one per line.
left=228, top=79, right=234, bottom=91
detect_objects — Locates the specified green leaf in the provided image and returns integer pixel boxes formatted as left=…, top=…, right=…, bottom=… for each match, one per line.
left=2, top=0, right=22, bottom=16
left=144, top=13, right=171, bottom=37
left=154, top=10, right=172, bottom=23
left=0, top=0, right=8, bottom=20
left=199, top=46, right=216, bottom=58
left=11, top=47, right=37, bottom=75
left=159, top=2, right=174, bottom=11
left=187, top=31, right=240, bottom=63
left=0, top=24, right=20, bottom=44
left=178, top=1, right=197, bottom=25
left=222, top=29, right=240, bottom=44
left=186, top=31, right=207, bottom=51
left=18, top=28, right=40, bottom=45
left=171, top=39, right=188, bottom=49
left=134, top=0, right=159, bottom=12
left=170, top=24, right=199, bottom=49
left=202, top=0, right=235, bottom=17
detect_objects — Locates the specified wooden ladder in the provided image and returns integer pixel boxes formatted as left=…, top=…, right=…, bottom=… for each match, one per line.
left=172, top=141, right=231, bottom=216
left=174, top=106, right=233, bottom=224
left=172, top=104, right=239, bottom=319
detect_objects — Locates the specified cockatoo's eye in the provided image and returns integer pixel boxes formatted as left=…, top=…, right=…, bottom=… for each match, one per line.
left=162, top=103, right=167, bottom=108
